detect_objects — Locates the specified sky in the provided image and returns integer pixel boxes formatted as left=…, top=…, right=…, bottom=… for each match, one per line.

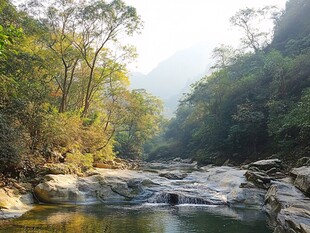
left=123, top=0, right=288, bottom=74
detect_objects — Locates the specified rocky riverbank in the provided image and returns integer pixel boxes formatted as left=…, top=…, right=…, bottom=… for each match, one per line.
left=0, top=188, right=33, bottom=219
left=0, top=159, right=309, bottom=233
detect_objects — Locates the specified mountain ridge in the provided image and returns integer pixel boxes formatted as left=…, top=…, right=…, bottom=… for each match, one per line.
left=129, top=42, right=213, bottom=115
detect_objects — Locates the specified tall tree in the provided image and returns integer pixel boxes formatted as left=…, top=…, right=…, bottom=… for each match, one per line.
left=115, top=89, right=163, bottom=159
left=211, top=44, right=236, bottom=70
left=230, top=6, right=279, bottom=52
left=72, top=0, right=142, bottom=116
left=24, top=0, right=142, bottom=116
left=44, top=0, right=80, bottom=113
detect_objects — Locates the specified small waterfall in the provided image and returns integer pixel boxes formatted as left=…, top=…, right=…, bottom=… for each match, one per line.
left=149, top=192, right=215, bottom=205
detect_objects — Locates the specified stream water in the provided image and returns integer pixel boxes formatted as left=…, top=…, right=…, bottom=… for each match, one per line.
left=0, top=203, right=272, bottom=233
left=0, top=163, right=278, bottom=232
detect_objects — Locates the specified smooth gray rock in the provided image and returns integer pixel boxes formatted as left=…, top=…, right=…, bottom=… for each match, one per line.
left=264, top=179, right=310, bottom=233
left=34, top=166, right=266, bottom=207
left=0, top=188, right=33, bottom=219
left=34, top=172, right=147, bottom=204
left=249, top=159, right=282, bottom=171
left=291, top=166, right=310, bottom=196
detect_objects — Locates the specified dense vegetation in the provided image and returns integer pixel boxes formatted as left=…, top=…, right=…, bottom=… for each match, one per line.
left=0, top=0, right=162, bottom=178
left=1, top=0, right=309, bottom=180
left=147, top=0, right=310, bottom=166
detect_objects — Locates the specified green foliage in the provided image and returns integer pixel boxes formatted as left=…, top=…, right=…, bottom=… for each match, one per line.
left=0, top=113, right=22, bottom=173
left=270, top=89, right=310, bottom=150
left=41, top=111, right=116, bottom=161
left=0, top=0, right=162, bottom=178
left=152, top=1, right=310, bottom=165
left=230, top=6, right=279, bottom=52
left=42, top=112, right=81, bottom=150
left=115, top=89, right=163, bottom=159
left=66, top=152, right=93, bottom=173
left=272, top=0, right=310, bottom=54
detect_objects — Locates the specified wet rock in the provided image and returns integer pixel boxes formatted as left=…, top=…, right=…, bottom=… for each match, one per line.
left=33, top=170, right=155, bottom=204
left=267, top=167, right=280, bottom=175
left=159, top=172, right=187, bottom=180
left=202, top=166, right=266, bottom=207
left=277, top=206, right=310, bottom=233
left=33, top=165, right=266, bottom=208
left=173, top=157, right=182, bottom=162
left=264, top=180, right=310, bottom=233
left=167, top=193, right=179, bottom=205
left=0, top=188, right=33, bottom=219
left=249, top=159, right=282, bottom=171
left=264, top=185, right=281, bottom=213
left=151, top=192, right=213, bottom=205
left=291, top=166, right=310, bottom=196
left=245, top=170, right=272, bottom=189
left=141, top=160, right=198, bottom=171
left=34, top=174, right=82, bottom=203
left=240, top=182, right=256, bottom=189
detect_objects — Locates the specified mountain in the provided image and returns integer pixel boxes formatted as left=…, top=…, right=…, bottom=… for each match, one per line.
left=129, top=42, right=213, bottom=116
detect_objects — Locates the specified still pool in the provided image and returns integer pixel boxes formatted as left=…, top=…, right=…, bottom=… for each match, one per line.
left=0, top=204, right=273, bottom=233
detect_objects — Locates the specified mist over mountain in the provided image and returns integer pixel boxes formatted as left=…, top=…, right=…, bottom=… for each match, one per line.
left=129, top=42, right=213, bottom=116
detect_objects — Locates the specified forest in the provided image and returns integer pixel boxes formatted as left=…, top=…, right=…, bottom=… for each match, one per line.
left=0, top=0, right=162, bottom=178
left=1, top=1, right=310, bottom=232
left=146, top=0, right=310, bottom=167
left=1, top=0, right=310, bottom=182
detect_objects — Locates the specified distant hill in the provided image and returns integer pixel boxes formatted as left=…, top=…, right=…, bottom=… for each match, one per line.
left=129, top=42, right=213, bottom=116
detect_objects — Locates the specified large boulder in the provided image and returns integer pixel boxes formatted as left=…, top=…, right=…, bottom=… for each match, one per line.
left=276, top=206, right=310, bottom=233
left=264, top=179, right=310, bottom=233
left=291, top=166, right=310, bottom=196
left=0, top=188, right=33, bottom=219
left=249, top=159, right=282, bottom=171
left=201, top=166, right=266, bottom=207
left=34, top=174, right=86, bottom=203
left=34, top=170, right=151, bottom=204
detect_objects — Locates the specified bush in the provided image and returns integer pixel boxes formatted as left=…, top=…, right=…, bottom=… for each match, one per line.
left=65, top=152, right=93, bottom=173
left=0, top=113, right=25, bottom=174
left=41, top=112, right=81, bottom=151
left=41, top=111, right=115, bottom=165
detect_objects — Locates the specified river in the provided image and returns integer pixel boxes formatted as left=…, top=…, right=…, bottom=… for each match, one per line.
left=0, top=203, right=272, bottom=233
left=3, top=161, right=303, bottom=232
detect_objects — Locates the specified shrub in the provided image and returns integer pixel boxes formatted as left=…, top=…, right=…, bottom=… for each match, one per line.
left=65, top=152, right=93, bottom=173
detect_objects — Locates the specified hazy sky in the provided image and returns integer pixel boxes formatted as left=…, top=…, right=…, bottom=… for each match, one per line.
left=124, top=0, right=287, bottom=74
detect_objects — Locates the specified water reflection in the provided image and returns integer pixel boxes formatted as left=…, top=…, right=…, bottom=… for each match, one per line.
left=0, top=204, right=273, bottom=233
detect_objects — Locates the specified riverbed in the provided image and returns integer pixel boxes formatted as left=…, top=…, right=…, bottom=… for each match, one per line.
left=1, top=160, right=309, bottom=232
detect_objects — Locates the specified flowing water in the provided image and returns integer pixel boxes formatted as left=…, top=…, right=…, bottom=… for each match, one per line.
left=0, top=203, right=272, bottom=233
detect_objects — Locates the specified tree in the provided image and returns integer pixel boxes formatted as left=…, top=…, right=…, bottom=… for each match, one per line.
left=230, top=6, right=279, bottom=52
left=24, top=0, right=142, bottom=116
left=211, top=44, right=236, bottom=70
left=0, top=0, right=23, bottom=56
left=43, top=0, right=80, bottom=113
left=272, top=0, right=310, bottom=54
left=115, top=89, right=163, bottom=159
left=229, top=101, right=266, bottom=155
left=71, top=0, right=142, bottom=116
left=0, top=0, right=53, bottom=176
